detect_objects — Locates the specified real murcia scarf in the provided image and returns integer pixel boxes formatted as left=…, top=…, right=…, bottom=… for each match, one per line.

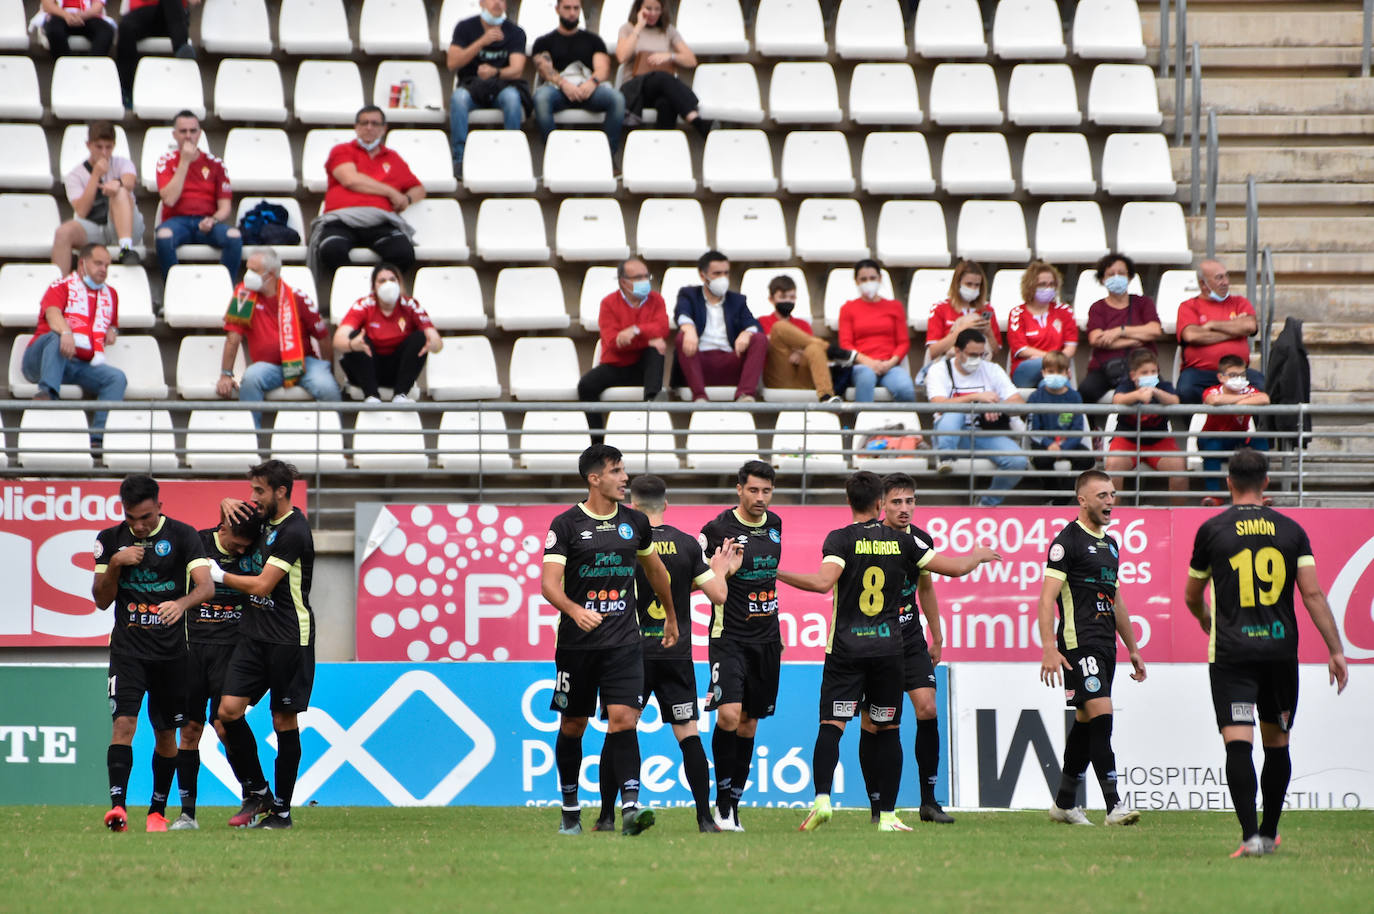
left=226, top=282, right=306, bottom=386
left=62, top=273, right=115, bottom=362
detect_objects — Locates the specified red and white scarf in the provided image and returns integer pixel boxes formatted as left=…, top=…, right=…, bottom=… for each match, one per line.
left=61, top=273, right=116, bottom=362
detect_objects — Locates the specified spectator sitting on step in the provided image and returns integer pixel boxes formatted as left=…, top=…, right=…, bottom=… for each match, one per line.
left=533, top=0, right=625, bottom=156
left=447, top=0, right=531, bottom=174
left=577, top=257, right=669, bottom=438
left=1079, top=252, right=1161, bottom=408
left=218, top=247, right=339, bottom=427
left=1198, top=353, right=1270, bottom=500
left=38, top=0, right=117, bottom=59
left=1106, top=347, right=1188, bottom=504
left=839, top=259, right=915, bottom=403
left=52, top=120, right=143, bottom=270
left=1026, top=349, right=1092, bottom=503
left=116, top=0, right=200, bottom=109
left=673, top=250, right=765, bottom=402
left=924, top=260, right=1002, bottom=370
left=333, top=263, right=442, bottom=405
left=758, top=274, right=850, bottom=404
left=1176, top=259, right=1264, bottom=404
left=311, top=106, right=425, bottom=285
left=21, top=243, right=127, bottom=441
left=154, top=110, right=242, bottom=282
left=1007, top=260, right=1077, bottom=388
left=615, top=0, right=711, bottom=135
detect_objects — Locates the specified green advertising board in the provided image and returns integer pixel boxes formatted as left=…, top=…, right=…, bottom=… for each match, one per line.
left=0, top=665, right=109, bottom=805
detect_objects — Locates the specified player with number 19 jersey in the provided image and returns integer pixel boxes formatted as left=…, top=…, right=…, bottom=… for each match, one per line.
left=545, top=503, right=655, bottom=650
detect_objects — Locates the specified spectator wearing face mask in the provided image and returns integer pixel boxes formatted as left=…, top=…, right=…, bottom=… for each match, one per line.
left=839, top=258, right=914, bottom=403
left=758, top=274, right=851, bottom=404
left=1006, top=260, right=1077, bottom=388
left=1198, top=353, right=1271, bottom=502
left=578, top=257, right=670, bottom=434
left=1106, top=347, right=1187, bottom=503
left=1080, top=252, right=1161, bottom=408
left=1176, top=259, right=1264, bottom=404
left=1025, top=349, right=1091, bottom=502
left=333, top=263, right=442, bottom=404
left=673, top=250, right=764, bottom=402
left=925, top=259, right=1002, bottom=367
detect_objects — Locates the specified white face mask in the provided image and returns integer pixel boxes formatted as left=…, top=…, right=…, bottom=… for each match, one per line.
left=961, top=356, right=983, bottom=373
left=377, top=280, right=401, bottom=306
left=707, top=276, right=729, bottom=298
left=1223, top=375, right=1250, bottom=393
left=243, top=269, right=265, bottom=292
left=958, top=285, right=980, bottom=303
left=859, top=280, right=881, bottom=299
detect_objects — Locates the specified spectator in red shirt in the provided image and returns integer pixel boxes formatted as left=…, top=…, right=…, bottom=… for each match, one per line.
left=839, top=259, right=913, bottom=403
left=1176, top=259, right=1263, bottom=404
left=1080, top=252, right=1162, bottom=408
left=1199, top=353, right=1270, bottom=499
left=332, top=264, right=442, bottom=404
left=758, top=274, right=848, bottom=403
left=218, top=247, right=338, bottom=427
left=40, top=0, right=116, bottom=59
left=577, top=257, right=670, bottom=436
left=117, top=0, right=199, bottom=107
left=924, top=260, right=1001, bottom=367
left=1006, top=260, right=1078, bottom=388
left=154, top=111, right=241, bottom=282
left=312, top=106, right=426, bottom=285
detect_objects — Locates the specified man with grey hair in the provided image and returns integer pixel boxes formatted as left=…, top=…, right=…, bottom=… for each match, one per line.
left=1175, top=259, right=1263, bottom=404
left=219, top=248, right=339, bottom=426
left=576, top=256, right=670, bottom=439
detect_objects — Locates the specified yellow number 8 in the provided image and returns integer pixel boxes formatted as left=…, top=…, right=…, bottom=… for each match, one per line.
left=860, top=567, right=885, bottom=616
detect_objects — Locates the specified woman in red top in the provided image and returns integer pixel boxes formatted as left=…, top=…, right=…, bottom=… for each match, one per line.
left=924, top=259, right=1001, bottom=366
left=333, top=264, right=442, bottom=403
left=838, top=259, right=914, bottom=402
left=1006, top=260, right=1078, bottom=388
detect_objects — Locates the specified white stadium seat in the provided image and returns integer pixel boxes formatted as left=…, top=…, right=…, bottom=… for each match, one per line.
left=675, top=0, right=750, bottom=54
left=353, top=411, right=428, bottom=471
left=270, top=410, right=346, bottom=472
left=222, top=129, right=297, bottom=193
left=360, top=0, right=433, bottom=55
left=595, top=0, right=633, bottom=47
left=861, top=132, right=935, bottom=194
left=509, top=337, right=580, bottom=400
left=140, top=125, right=210, bottom=193
left=852, top=410, right=927, bottom=470
left=556, top=198, right=629, bottom=261
left=875, top=200, right=950, bottom=268
left=1035, top=201, right=1109, bottom=262
left=186, top=411, right=260, bottom=471
left=0, top=57, right=41, bottom=120
left=741, top=267, right=812, bottom=323
left=177, top=337, right=245, bottom=399
left=104, top=336, right=169, bottom=399
left=716, top=198, right=791, bottom=261
left=543, top=131, right=616, bottom=194
left=773, top=411, right=848, bottom=474
left=519, top=411, right=593, bottom=471
left=637, top=199, right=709, bottom=261
left=693, top=64, right=765, bottom=124
left=0, top=125, right=51, bottom=189
left=794, top=199, right=869, bottom=262
left=1101, top=133, right=1178, bottom=196
left=279, top=266, right=319, bottom=304
left=413, top=266, right=486, bottom=330
left=462, top=130, right=537, bottom=194
left=163, top=265, right=235, bottom=328
left=835, top=0, right=907, bottom=59
left=578, top=266, right=619, bottom=331
left=992, top=0, right=1066, bottom=59
left=300, top=129, right=353, bottom=191
left=823, top=266, right=892, bottom=330
left=660, top=266, right=700, bottom=306
left=59, top=124, right=132, bottom=177
left=0, top=5, right=26, bottom=50
left=425, top=336, right=502, bottom=400
left=781, top=131, right=855, bottom=194
left=1021, top=132, right=1096, bottom=195
left=373, top=60, right=447, bottom=125
left=518, top=2, right=566, bottom=54
left=475, top=199, right=550, bottom=261
left=280, top=0, right=353, bottom=55
left=908, top=269, right=955, bottom=331
left=1007, top=63, right=1081, bottom=126
left=956, top=200, right=1030, bottom=262
left=402, top=198, right=470, bottom=261
left=929, top=64, right=1002, bottom=125
left=295, top=61, right=365, bottom=124
left=769, top=62, right=842, bottom=124
left=702, top=130, right=776, bottom=193
left=326, top=266, right=372, bottom=321
left=10, top=335, right=81, bottom=398
left=590, top=340, right=649, bottom=401
left=605, top=411, right=680, bottom=474
left=235, top=197, right=308, bottom=262
left=202, top=0, right=274, bottom=55
left=848, top=64, right=922, bottom=125
left=1117, top=202, right=1193, bottom=264
left=494, top=267, right=570, bottom=331
left=437, top=410, right=513, bottom=472
left=103, top=410, right=178, bottom=472
left=622, top=131, right=696, bottom=194
left=132, top=58, right=205, bottom=121
left=19, top=409, right=93, bottom=471
left=1073, top=0, right=1147, bottom=60
left=214, top=59, right=287, bottom=123
left=1088, top=64, right=1164, bottom=127
left=914, top=0, right=987, bottom=57
left=1153, top=269, right=1199, bottom=334
left=941, top=133, right=1015, bottom=195
left=106, top=265, right=157, bottom=330
left=755, top=0, right=827, bottom=57
left=385, top=129, right=458, bottom=193
left=0, top=195, right=60, bottom=258
left=686, top=412, right=759, bottom=470
left=1072, top=269, right=1144, bottom=329
left=50, top=57, right=122, bottom=120
left=0, top=264, right=61, bottom=326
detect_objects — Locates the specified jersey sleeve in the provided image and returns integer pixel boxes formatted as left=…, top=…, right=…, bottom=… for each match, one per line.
left=1044, top=529, right=1073, bottom=581
left=264, top=521, right=307, bottom=574
left=337, top=300, right=367, bottom=332
left=1291, top=523, right=1316, bottom=569
left=1187, top=523, right=1213, bottom=580
left=689, top=535, right=712, bottom=586
left=903, top=529, right=937, bottom=575
left=93, top=528, right=116, bottom=574
left=543, top=514, right=571, bottom=566
left=821, top=528, right=848, bottom=568
left=296, top=289, right=329, bottom=339
left=698, top=519, right=721, bottom=559
left=634, top=511, right=654, bottom=557
left=178, top=522, right=210, bottom=573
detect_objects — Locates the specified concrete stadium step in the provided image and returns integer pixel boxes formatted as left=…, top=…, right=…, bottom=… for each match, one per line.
left=1171, top=114, right=1374, bottom=139
left=1176, top=183, right=1374, bottom=208
left=1169, top=146, right=1374, bottom=185
left=1212, top=252, right=1374, bottom=276
left=1265, top=288, right=1374, bottom=324
left=1188, top=216, right=1374, bottom=254
left=1143, top=8, right=1366, bottom=71
left=1159, top=77, right=1374, bottom=117
left=1310, top=353, right=1374, bottom=393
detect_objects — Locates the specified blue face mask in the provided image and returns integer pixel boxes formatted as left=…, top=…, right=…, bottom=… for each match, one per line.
left=1103, top=275, right=1130, bottom=296
left=631, top=279, right=652, bottom=300
left=1137, top=373, right=1160, bottom=389
left=357, top=135, right=383, bottom=152
left=82, top=274, right=105, bottom=291
left=480, top=9, right=506, bottom=25
left=1041, top=373, right=1069, bottom=390
left=1206, top=289, right=1227, bottom=302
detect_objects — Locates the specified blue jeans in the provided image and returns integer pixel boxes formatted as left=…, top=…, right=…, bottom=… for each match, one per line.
left=155, top=214, right=243, bottom=282
left=449, top=85, right=524, bottom=166
left=933, top=411, right=1029, bottom=506
left=1199, top=434, right=1269, bottom=490
left=238, top=357, right=341, bottom=427
left=21, top=331, right=128, bottom=434
left=1011, top=358, right=1043, bottom=388
left=532, top=83, right=626, bottom=151
left=851, top=364, right=916, bottom=402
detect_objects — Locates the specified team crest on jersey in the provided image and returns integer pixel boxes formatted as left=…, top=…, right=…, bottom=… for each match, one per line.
left=617, top=522, right=634, bottom=540
left=94, top=540, right=103, bottom=560
left=553, top=693, right=568, bottom=709
left=154, top=539, right=171, bottom=557
left=768, top=528, right=780, bottom=543
left=1107, top=541, right=1119, bottom=557
left=545, top=530, right=557, bottom=549
left=1049, top=543, right=1065, bottom=562
left=1084, top=676, right=1101, bottom=693
left=697, top=533, right=708, bottom=552
left=266, top=530, right=278, bottom=546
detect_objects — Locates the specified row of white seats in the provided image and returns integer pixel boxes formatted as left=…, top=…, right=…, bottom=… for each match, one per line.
left=9, top=54, right=1162, bottom=130
left=5, top=0, right=1148, bottom=63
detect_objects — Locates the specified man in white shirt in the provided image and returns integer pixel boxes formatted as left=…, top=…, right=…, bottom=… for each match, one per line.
left=926, top=328, right=1029, bottom=506
left=671, top=250, right=766, bottom=402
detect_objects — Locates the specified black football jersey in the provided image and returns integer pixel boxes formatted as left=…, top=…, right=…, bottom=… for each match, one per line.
left=822, top=520, right=933, bottom=657
left=240, top=508, right=315, bottom=647
left=1044, top=519, right=1120, bottom=653
left=894, top=523, right=934, bottom=647
left=545, top=502, right=654, bottom=650
left=1188, top=504, right=1313, bottom=662
left=94, top=515, right=207, bottom=660
left=188, top=528, right=256, bottom=645
left=637, top=524, right=714, bottom=660
left=700, top=508, right=783, bottom=643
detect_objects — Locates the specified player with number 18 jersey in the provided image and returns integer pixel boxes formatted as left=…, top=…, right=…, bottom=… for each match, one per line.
left=1044, top=519, right=1121, bottom=704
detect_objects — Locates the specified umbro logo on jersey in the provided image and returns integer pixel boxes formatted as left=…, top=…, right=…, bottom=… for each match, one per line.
left=579, top=531, right=592, bottom=540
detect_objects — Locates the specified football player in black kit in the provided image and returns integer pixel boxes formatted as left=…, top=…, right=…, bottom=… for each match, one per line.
left=1184, top=449, right=1348, bottom=858
left=780, top=471, right=999, bottom=832
left=1038, top=469, right=1146, bottom=827
left=699, top=460, right=784, bottom=832
left=542, top=445, right=679, bottom=836
left=93, top=474, right=214, bottom=833
left=593, top=475, right=741, bottom=833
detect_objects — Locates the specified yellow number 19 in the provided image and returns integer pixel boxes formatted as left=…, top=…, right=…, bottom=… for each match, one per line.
left=1227, top=547, right=1286, bottom=607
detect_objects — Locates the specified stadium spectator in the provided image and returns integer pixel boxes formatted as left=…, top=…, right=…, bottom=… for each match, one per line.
left=1007, top=260, right=1077, bottom=388
left=1026, top=349, right=1092, bottom=502
left=673, top=251, right=765, bottom=402
left=576, top=257, right=669, bottom=435
left=1106, top=348, right=1188, bottom=503
left=447, top=0, right=530, bottom=174
left=615, top=0, right=711, bottom=135
left=333, top=263, right=442, bottom=404
left=115, top=0, right=199, bottom=108
left=532, top=0, right=624, bottom=155
left=1198, top=353, right=1270, bottom=502
left=39, top=0, right=116, bottom=58
left=839, top=259, right=914, bottom=403
left=51, top=120, right=142, bottom=270
left=311, top=107, right=424, bottom=284
left=1176, top=259, right=1264, bottom=404
left=758, top=274, right=849, bottom=404
left=21, top=243, right=127, bottom=440
left=1079, top=253, right=1162, bottom=408
left=218, top=247, right=338, bottom=427
left=926, top=328, right=1028, bottom=506
left=924, top=260, right=1001, bottom=367
left=154, top=111, right=242, bottom=282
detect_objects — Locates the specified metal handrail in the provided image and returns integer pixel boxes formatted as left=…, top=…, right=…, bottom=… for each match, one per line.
left=1245, top=175, right=1259, bottom=305
left=1363, top=0, right=1372, bottom=77
left=1159, top=0, right=1170, bottom=77
left=1259, top=245, right=1276, bottom=375
left=1188, top=42, right=1201, bottom=211
left=1173, top=0, right=1188, bottom=146
left=1205, top=107, right=1218, bottom=257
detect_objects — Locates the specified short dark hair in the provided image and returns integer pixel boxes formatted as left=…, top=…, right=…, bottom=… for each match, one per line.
left=697, top=250, right=728, bottom=274
left=768, top=274, right=796, bottom=297
left=356, top=105, right=385, bottom=124
left=249, top=459, right=298, bottom=498
left=846, top=471, right=884, bottom=511
left=627, top=0, right=670, bottom=26
left=853, top=258, right=881, bottom=279
left=954, top=328, right=986, bottom=350
left=1094, top=252, right=1137, bottom=283
left=1128, top=348, right=1158, bottom=372
left=370, top=262, right=403, bottom=288
left=173, top=110, right=200, bottom=125
left=77, top=242, right=105, bottom=264
left=737, top=460, right=775, bottom=486
left=1217, top=354, right=1246, bottom=372
left=87, top=120, right=116, bottom=143
left=617, top=257, right=647, bottom=281
left=119, top=474, right=159, bottom=507
left=1228, top=447, right=1269, bottom=494
left=227, top=511, right=264, bottom=542
left=1075, top=469, right=1112, bottom=493
left=629, top=474, right=667, bottom=508
left=579, top=444, right=623, bottom=481
left=882, top=472, right=916, bottom=496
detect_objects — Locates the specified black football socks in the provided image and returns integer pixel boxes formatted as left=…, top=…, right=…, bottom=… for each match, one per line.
left=1226, top=739, right=1260, bottom=838
left=107, top=744, right=132, bottom=808
left=176, top=748, right=200, bottom=819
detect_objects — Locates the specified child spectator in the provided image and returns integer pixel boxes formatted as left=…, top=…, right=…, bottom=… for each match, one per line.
left=1199, top=353, right=1271, bottom=503
left=1026, top=350, right=1092, bottom=502
left=1106, top=348, right=1188, bottom=503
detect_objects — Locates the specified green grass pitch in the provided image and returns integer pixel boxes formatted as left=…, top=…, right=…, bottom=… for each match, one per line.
left=3, top=807, right=1371, bottom=912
